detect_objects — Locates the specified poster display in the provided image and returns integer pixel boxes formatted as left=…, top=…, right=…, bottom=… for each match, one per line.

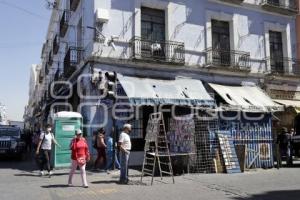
left=167, top=115, right=195, bottom=154
left=217, top=131, right=241, bottom=173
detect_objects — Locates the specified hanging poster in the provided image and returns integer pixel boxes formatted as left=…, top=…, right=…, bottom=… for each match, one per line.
left=167, top=115, right=195, bottom=153
left=259, top=143, right=271, bottom=161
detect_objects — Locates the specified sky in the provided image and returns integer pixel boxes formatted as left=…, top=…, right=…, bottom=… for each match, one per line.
left=0, top=0, right=51, bottom=121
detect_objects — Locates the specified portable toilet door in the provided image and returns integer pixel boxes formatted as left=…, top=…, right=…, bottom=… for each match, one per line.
left=53, top=111, right=83, bottom=168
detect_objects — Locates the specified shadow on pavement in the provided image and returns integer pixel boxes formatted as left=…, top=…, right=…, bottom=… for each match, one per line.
left=41, top=184, right=70, bottom=188
left=232, top=190, right=300, bottom=200
left=0, top=153, right=39, bottom=172
left=91, top=180, right=118, bottom=184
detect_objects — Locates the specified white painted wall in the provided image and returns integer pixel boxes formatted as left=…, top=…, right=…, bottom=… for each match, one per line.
left=88, top=0, right=296, bottom=74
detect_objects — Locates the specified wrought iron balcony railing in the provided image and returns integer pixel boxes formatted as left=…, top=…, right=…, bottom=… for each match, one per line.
left=48, top=51, right=53, bottom=66
left=292, top=60, right=300, bottom=76
left=269, top=57, right=300, bottom=76
left=53, top=35, right=59, bottom=55
left=63, top=47, right=83, bottom=79
left=129, top=36, right=185, bottom=64
left=60, top=10, right=70, bottom=37
left=205, top=48, right=251, bottom=71
left=261, top=0, right=298, bottom=15
left=70, top=0, right=80, bottom=11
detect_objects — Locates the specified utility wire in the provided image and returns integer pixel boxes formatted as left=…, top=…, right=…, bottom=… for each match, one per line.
left=0, top=0, right=49, bottom=21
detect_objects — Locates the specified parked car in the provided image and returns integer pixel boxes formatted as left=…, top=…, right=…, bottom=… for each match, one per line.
left=0, top=125, right=26, bottom=160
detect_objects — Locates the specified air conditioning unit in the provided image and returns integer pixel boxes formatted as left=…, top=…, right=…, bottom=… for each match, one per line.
left=96, top=8, right=109, bottom=23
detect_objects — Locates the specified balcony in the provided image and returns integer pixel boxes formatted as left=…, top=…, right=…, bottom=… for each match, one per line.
left=261, top=0, right=298, bottom=15
left=292, top=60, right=300, bottom=76
left=129, top=36, right=185, bottom=65
left=70, top=0, right=80, bottom=11
left=48, top=51, right=53, bottom=66
left=60, top=10, right=70, bottom=37
left=63, top=47, right=83, bottom=78
left=269, top=57, right=300, bottom=76
left=205, top=48, right=251, bottom=71
left=53, top=35, right=59, bottom=55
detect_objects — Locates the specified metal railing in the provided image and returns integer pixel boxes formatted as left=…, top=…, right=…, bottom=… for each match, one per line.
left=53, top=35, right=59, bottom=55
left=261, top=0, right=298, bottom=14
left=292, top=60, right=300, bottom=76
left=63, top=47, right=83, bottom=78
left=48, top=51, right=53, bottom=66
left=60, top=10, right=70, bottom=37
left=130, top=36, right=185, bottom=64
left=268, top=57, right=300, bottom=76
left=70, top=0, right=80, bottom=11
left=205, top=48, right=251, bottom=70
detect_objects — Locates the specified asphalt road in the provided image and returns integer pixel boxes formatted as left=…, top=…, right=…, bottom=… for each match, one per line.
left=0, top=155, right=300, bottom=200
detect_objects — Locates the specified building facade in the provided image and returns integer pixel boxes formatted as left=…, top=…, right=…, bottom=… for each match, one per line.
left=25, top=0, right=300, bottom=165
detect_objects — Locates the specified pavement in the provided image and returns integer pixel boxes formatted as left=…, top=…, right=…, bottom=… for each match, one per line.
left=1, top=156, right=300, bottom=200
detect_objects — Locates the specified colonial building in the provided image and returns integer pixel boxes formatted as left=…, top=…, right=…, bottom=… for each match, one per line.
left=25, top=0, right=300, bottom=166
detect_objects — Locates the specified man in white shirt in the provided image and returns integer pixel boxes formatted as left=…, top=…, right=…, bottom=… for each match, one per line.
left=118, top=123, right=132, bottom=184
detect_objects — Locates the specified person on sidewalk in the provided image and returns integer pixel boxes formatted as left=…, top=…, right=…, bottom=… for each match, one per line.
left=93, top=128, right=107, bottom=170
left=35, top=124, right=60, bottom=177
left=68, top=129, right=90, bottom=188
left=118, top=124, right=132, bottom=184
left=105, top=135, right=121, bottom=172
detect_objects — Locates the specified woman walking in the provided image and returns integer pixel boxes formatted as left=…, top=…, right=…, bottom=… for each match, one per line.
left=68, top=129, right=90, bottom=188
left=35, top=124, right=60, bottom=177
left=94, top=128, right=107, bottom=170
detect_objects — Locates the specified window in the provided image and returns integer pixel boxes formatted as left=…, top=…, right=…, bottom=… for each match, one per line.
left=141, top=7, right=165, bottom=41
left=212, top=20, right=231, bottom=66
left=269, top=31, right=284, bottom=73
left=141, top=7, right=165, bottom=59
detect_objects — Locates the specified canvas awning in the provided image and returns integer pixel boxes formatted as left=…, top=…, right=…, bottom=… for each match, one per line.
left=209, top=83, right=282, bottom=112
left=273, top=99, right=300, bottom=114
left=117, top=75, right=215, bottom=106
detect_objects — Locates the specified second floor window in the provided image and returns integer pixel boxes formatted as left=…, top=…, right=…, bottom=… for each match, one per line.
left=141, top=7, right=165, bottom=41
left=212, top=20, right=230, bottom=66
left=212, top=20, right=230, bottom=51
left=141, top=7, right=165, bottom=59
left=269, top=31, right=284, bottom=73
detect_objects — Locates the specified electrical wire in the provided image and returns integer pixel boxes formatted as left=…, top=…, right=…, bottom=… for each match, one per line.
left=0, top=0, right=49, bottom=21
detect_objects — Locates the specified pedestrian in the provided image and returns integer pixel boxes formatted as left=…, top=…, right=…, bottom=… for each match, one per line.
left=287, top=128, right=294, bottom=167
left=32, top=124, right=41, bottom=152
left=276, top=127, right=289, bottom=168
left=105, top=135, right=120, bottom=172
left=93, top=128, right=107, bottom=170
left=68, top=129, right=90, bottom=188
left=35, top=124, right=60, bottom=177
left=118, top=124, right=132, bottom=184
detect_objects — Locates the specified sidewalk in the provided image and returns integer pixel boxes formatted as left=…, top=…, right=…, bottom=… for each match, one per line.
left=1, top=159, right=300, bottom=200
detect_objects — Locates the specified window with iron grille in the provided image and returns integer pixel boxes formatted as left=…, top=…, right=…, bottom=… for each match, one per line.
left=269, top=31, right=284, bottom=73
left=212, top=20, right=231, bottom=66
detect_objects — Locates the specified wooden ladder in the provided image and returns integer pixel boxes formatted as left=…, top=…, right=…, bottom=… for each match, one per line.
left=141, top=112, right=175, bottom=185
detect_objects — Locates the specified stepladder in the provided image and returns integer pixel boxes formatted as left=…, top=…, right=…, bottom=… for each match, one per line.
left=141, top=112, right=175, bottom=185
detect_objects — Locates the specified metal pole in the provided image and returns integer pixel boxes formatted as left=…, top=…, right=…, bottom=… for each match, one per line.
left=112, top=97, right=116, bottom=170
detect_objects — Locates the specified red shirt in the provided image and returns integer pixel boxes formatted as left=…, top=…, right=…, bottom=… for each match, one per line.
left=70, top=138, right=90, bottom=160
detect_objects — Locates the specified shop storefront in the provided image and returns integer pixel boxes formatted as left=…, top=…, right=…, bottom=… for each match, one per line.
left=266, top=84, right=300, bottom=135
left=207, top=83, right=282, bottom=170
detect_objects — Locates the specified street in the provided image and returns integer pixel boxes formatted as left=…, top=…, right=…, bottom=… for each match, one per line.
left=1, top=157, right=300, bottom=200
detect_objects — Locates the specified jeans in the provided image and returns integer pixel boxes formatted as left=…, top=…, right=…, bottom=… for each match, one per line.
left=106, top=150, right=121, bottom=170
left=120, top=151, right=130, bottom=183
left=40, top=149, right=51, bottom=172
left=68, top=160, right=88, bottom=187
